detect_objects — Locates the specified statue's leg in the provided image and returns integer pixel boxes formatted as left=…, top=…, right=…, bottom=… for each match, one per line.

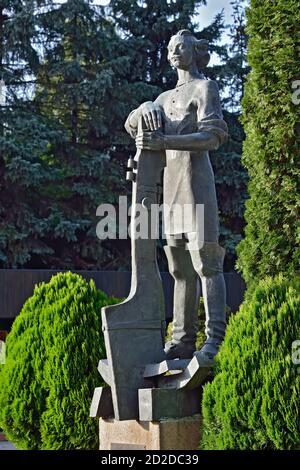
left=164, top=235, right=199, bottom=359
left=188, top=237, right=226, bottom=362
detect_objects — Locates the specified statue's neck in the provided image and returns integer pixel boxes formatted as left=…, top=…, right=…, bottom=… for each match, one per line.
left=176, top=65, right=202, bottom=86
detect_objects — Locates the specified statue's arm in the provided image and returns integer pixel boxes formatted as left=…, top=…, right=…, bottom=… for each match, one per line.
left=196, top=79, right=228, bottom=148
left=164, top=131, right=222, bottom=151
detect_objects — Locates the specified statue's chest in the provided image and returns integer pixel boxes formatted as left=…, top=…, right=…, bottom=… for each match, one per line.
left=162, top=86, right=198, bottom=134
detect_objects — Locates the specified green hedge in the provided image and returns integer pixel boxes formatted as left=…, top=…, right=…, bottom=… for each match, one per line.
left=0, top=272, right=118, bottom=449
left=236, top=0, right=300, bottom=288
left=201, top=275, right=300, bottom=450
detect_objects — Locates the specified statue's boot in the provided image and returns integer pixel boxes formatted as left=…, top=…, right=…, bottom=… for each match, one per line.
left=164, top=245, right=199, bottom=359
left=189, top=242, right=226, bottom=366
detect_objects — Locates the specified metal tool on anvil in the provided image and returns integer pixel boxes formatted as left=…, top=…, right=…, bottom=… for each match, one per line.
left=91, top=117, right=166, bottom=421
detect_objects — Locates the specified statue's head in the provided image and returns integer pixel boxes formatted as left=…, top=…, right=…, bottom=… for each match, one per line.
left=167, top=30, right=210, bottom=72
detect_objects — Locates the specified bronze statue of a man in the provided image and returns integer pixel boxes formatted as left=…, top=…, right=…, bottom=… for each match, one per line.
left=125, top=30, right=228, bottom=364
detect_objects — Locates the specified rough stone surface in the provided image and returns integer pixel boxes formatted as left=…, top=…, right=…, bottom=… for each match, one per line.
left=99, top=415, right=202, bottom=450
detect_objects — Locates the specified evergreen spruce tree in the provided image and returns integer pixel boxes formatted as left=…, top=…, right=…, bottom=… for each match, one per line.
left=109, top=0, right=225, bottom=90
left=0, top=0, right=251, bottom=271
left=0, top=0, right=55, bottom=267
left=0, top=0, right=131, bottom=269
left=32, top=0, right=132, bottom=269
left=236, top=0, right=300, bottom=286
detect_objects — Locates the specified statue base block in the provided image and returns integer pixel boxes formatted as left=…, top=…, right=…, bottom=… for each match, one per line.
left=99, top=415, right=202, bottom=450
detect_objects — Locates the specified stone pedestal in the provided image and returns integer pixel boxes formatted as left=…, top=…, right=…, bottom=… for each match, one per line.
left=99, top=415, right=202, bottom=450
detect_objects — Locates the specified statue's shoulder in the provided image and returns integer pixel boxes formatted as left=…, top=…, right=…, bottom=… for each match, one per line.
left=155, top=89, right=172, bottom=105
left=194, top=78, right=220, bottom=97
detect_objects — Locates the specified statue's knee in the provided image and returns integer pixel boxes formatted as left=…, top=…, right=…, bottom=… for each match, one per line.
left=164, top=245, right=196, bottom=281
left=190, top=243, right=225, bottom=278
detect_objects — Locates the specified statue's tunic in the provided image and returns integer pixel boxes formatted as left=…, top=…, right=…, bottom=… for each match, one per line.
left=125, top=78, right=228, bottom=240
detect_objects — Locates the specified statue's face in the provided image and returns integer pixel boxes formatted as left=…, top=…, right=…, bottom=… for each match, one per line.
left=167, top=36, right=195, bottom=70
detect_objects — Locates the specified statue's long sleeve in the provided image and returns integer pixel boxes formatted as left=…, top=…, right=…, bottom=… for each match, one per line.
left=197, top=80, right=228, bottom=148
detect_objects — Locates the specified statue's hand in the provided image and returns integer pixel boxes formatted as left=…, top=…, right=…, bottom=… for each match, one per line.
left=139, top=102, right=162, bottom=131
left=135, top=130, right=166, bottom=151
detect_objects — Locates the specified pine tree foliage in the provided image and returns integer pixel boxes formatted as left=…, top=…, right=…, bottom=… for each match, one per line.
left=0, top=1, right=129, bottom=269
left=32, top=0, right=132, bottom=269
left=109, top=0, right=225, bottom=90
left=0, top=0, right=51, bottom=267
left=0, top=0, right=250, bottom=271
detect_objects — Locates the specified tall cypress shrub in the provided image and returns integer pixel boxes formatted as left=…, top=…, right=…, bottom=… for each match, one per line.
left=236, top=0, right=300, bottom=287
left=0, top=272, right=118, bottom=450
left=201, top=275, right=300, bottom=450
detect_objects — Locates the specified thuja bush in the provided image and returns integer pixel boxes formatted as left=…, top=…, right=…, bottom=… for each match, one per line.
left=0, top=272, right=118, bottom=450
left=201, top=275, right=300, bottom=450
left=236, top=0, right=300, bottom=288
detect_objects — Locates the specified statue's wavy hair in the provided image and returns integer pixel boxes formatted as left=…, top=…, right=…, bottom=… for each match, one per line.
left=168, top=29, right=210, bottom=71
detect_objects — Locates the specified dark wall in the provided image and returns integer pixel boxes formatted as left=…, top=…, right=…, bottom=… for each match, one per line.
left=0, top=270, right=246, bottom=325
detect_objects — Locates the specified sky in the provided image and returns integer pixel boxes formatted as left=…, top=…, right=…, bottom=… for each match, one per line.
left=197, top=0, right=233, bottom=30
left=196, top=0, right=234, bottom=64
